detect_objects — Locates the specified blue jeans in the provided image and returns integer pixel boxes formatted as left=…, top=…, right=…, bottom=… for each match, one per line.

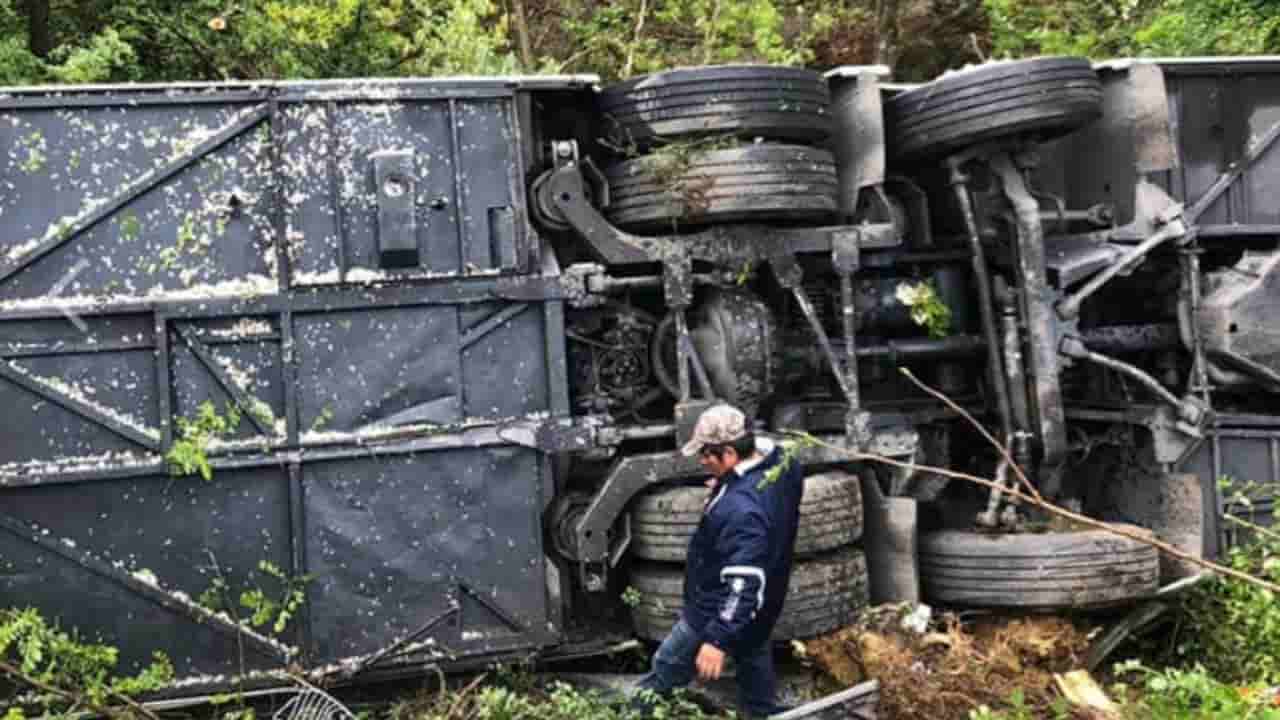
left=633, top=618, right=784, bottom=719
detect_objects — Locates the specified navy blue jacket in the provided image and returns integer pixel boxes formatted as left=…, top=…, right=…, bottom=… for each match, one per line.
left=681, top=438, right=803, bottom=654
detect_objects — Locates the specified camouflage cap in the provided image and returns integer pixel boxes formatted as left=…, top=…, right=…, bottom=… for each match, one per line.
left=681, top=404, right=747, bottom=457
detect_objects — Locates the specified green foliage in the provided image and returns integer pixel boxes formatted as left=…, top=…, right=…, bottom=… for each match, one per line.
left=0, top=0, right=44, bottom=85
left=984, top=0, right=1280, bottom=59
left=626, top=135, right=743, bottom=224
left=556, top=0, right=809, bottom=81
left=761, top=431, right=819, bottom=489
left=239, top=560, right=312, bottom=635
left=17, top=130, right=45, bottom=174
left=1133, top=0, right=1280, bottom=55
left=895, top=280, right=952, bottom=339
left=0, top=39, right=45, bottom=86
left=0, top=607, right=174, bottom=715
left=1114, top=660, right=1280, bottom=719
left=394, top=676, right=720, bottom=720
left=166, top=400, right=241, bottom=481
left=199, top=559, right=311, bottom=637
left=1160, top=478, right=1280, bottom=685
left=968, top=689, right=1072, bottom=720
left=45, top=28, right=139, bottom=83
left=621, top=586, right=642, bottom=608
left=118, top=212, right=142, bottom=243
left=310, top=405, right=336, bottom=431
left=983, top=0, right=1154, bottom=57
left=2, top=0, right=1277, bottom=89
left=404, top=0, right=517, bottom=75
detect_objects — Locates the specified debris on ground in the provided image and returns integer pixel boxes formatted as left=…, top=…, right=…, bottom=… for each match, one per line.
left=1055, top=670, right=1119, bottom=717
left=794, top=604, right=1099, bottom=720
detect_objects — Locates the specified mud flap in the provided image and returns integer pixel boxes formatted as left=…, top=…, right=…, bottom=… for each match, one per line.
left=1152, top=472, right=1206, bottom=582
left=859, top=475, right=919, bottom=605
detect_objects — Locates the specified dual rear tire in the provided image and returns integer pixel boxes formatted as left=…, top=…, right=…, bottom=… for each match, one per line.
left=626, top=471, right=869, bottom=642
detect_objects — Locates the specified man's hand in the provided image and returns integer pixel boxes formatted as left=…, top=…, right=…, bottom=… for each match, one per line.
left=695, top=642, right=726, bottom=681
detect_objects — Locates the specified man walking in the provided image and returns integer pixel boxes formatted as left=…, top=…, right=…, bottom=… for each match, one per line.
left=633, top=404, right=804, bottom=718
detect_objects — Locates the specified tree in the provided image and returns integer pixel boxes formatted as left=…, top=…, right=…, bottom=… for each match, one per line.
left=1134, top=0, right=1280, bottom=55
left=23, top=0, right=49, bottom=57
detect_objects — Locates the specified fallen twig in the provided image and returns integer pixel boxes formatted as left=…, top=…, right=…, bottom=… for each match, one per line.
left=0, top=658, right=162, bottom=720
left=444, top=672, right=489, bottom=720
left=889, top=367, right=1280, bottom=593
left=1223, top=513, right=1280, bottom=544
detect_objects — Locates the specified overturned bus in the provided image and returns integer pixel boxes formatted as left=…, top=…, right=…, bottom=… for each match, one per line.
left=1, top=55, right=1278, bottom=687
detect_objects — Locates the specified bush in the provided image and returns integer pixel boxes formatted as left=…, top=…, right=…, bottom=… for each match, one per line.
left=391, top=673, right=723, bottom=720
left=1115, top=661, right=1280, bottom=719
left=1163, top=479, right=1280, bottom=685
left=0, top=607, right=173, bottom=717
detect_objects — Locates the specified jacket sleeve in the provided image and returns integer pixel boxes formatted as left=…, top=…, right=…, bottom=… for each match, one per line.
left=699, top=501, right=770, bottom=654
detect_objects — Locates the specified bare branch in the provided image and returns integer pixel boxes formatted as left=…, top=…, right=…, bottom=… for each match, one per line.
left=701, top=0, right=723, bottom=66
left=969, top=32, right=987, bottom=62
left=0, top=658, right=160, bottom=720
left=624, top=0, right=649, bottom=79
left=899, top=367, right=1043, bottom=503
left=786, top=432, right=1280, bottom=596
left=108, top=686, right=166, bottom=720
left=1224, top=513, right=1280, bottom=544
left=509, top=0, right=534, bottom=70
left=444, top=672, right=489, bottom=720
left=138, top=9, right=230, bottom=81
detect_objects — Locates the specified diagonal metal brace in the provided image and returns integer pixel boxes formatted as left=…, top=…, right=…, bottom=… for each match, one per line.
left=0, top=359, right=160, bottom=450
left=1187, top=117, right=1280, bottom=225
left=175, top=324, right=273, bottom=437
left=0, top=511, right=292, bottom=663
left=342, top=601, right=460, bottom=678
left=0, top=104, right=272, bottom=284
left=457, top=580, right=527, bottom=632
left=1057, top=208, right=1188, bottom=321
left=771, top=254, right=856, bottom=404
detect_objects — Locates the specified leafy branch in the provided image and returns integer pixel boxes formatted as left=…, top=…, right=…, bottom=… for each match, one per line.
left=895, top=281, right=952, bottom=339
left=0, top=608, right=171, bottom=720
left=166, top=401, right=241, bottom=481
left=240, top=561, right=312, bottom=636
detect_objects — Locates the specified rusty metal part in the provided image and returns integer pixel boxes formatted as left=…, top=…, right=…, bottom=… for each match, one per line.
left=650, top=310, right=715, bottom=402
left=686, top=289, right=780, bottom=416
left=828, top=68, right=886, bottom=218
left=771, top=252, right=866, bottom=445
left=1178, top=244, right=1211, bottom=399
left=990, top=151, right=1069, bottom=496
left=1059, top=335, right=1209, bottom=441
left=1057, top=205, right=1187, bottom=321
left=884, top=176, right=933, bottom=248
left=1198, top=249, right=1280, bottom=390
left=543, top=144, right=901, bottom=268
left=996, top=278, right=1034, bottom=475
left=947, top=156, right=1016, bottom=448
left=975, top=460, right=1013, bottom=528
left=549, top=492, right=594, bottom=561
left=832, top=229, right=870, bottom=446
left=858, top=474, right=919, bottom=607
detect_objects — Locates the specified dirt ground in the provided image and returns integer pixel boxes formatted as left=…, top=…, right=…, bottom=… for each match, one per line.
left=796, top=605, right=1103, bottom=719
